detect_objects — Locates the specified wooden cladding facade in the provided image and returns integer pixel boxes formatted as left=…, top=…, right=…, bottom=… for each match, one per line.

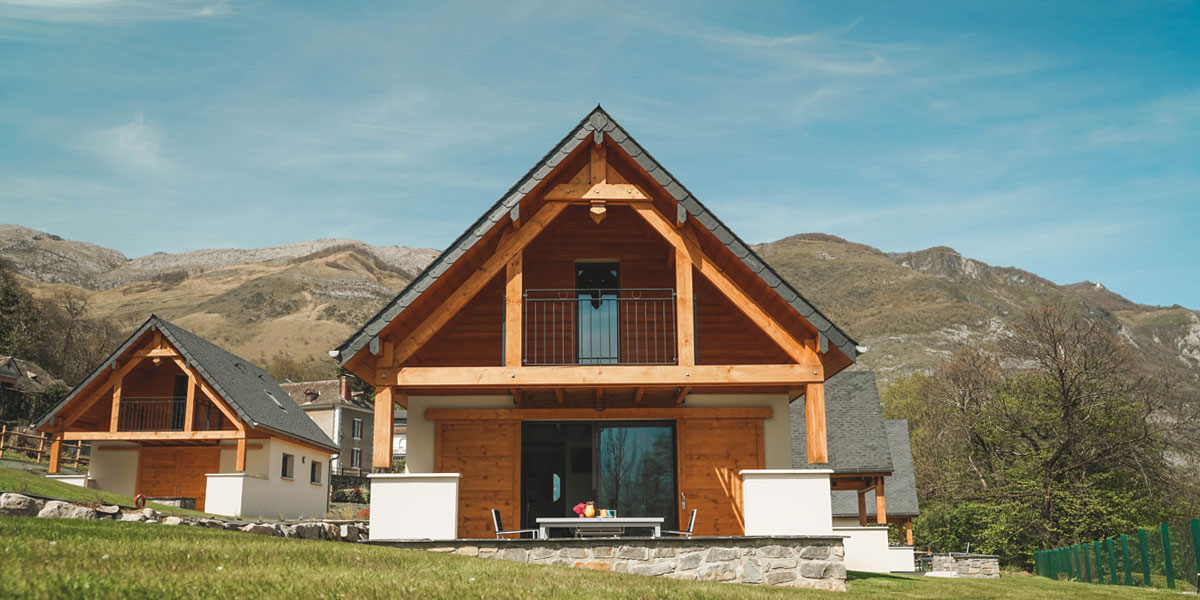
left=428, top=408, right=766, bottom=538
left=136, top=446, right=221, bottom=511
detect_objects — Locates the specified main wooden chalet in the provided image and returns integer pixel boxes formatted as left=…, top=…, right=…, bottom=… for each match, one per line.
left=335, top=107, right=860, bottom=539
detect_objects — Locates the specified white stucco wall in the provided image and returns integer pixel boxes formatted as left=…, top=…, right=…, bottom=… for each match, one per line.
left=835, top=526, right=909, bottom=572
left=46, top=474, right=93, bottom=488
left=87, top=443, right=140, bottom=497
left=682, top=393, right=791, bottom=468
left=368, top=473, right=460, bottom=540
left=212, top=437, right=331, bottom=519
left=741, top=469, right=834, bottom=536
left=405, top=395, right=514, bottom=473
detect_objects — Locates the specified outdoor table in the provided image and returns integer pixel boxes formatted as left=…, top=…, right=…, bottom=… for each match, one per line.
left=536, top=516, right=664, bottom=539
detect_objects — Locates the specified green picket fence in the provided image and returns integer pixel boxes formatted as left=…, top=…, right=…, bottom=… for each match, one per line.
left=1034, top=518, right=1200, bottom=591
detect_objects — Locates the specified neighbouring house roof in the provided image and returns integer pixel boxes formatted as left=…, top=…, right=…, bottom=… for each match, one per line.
left=0, top=355, right=61, bottom=395
left=36, top=315, right=337, bottom=452
left=279, top=379, right=372, bottom=411
left=791, top=370, right=893, bottom=474
left=832, top=419, right=920, bottom=519
left=333, top=106, right=857, bottom=366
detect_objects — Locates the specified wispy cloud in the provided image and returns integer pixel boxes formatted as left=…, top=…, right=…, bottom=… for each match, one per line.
left=0, top=0, right=230, bottom=24
left=82, top=112, right=175, bottom=177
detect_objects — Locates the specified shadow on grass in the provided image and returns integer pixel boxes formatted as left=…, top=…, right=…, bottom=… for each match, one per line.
left=847, top=570, right=921, bottom=582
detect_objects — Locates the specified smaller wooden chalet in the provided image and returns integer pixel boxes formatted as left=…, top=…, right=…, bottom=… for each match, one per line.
left=832, top=419, right=919, bottom=539
left=280, top=376, right=375, bottom=475
left=0, top=355, right=61, bottom=424
left=35, top=316, right=337, bottom=518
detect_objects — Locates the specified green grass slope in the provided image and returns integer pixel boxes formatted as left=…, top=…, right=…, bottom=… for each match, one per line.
left=0, top=466, right=208, bottom=517
left=0, top=518, right=1179, bottom=599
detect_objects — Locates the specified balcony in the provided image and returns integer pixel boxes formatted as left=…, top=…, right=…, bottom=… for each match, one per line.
left=520, top=288, right=677, bottom=366
left=117, top=397, right=223, bottom=432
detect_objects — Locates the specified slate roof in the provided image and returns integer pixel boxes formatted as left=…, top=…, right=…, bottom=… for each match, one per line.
left=279, top=379, right=372, bottom=411
left=791, top=370, right=893, bottom=473
left=832, top=419, right=920, bottom=519
left=333, top=106, right=857, bottom=365
left=0, top=356, right=61, bottom=394
left=36, top=316, right=337, bottom=451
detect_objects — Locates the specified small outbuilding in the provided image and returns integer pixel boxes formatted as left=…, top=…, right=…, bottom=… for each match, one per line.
left=35, top=315, right=337, bottom=518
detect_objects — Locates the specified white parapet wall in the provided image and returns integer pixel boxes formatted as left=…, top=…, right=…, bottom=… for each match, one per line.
left=204, top=473, right=250, bottom=517
left=45, top=474, right=94, bottom=489
left=833, top=526, right=916, bottom=572
left=740, top=469, right=835, bottom=536
left=369, top=473, right=460, bottom=540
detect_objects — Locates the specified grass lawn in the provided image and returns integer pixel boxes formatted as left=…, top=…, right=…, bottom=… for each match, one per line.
left=0, top=466, right=209, bottom=518
left=0, top=517, right=1185, bottom=599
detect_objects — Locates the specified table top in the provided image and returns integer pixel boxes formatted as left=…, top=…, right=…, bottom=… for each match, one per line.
left=536, top=517, right=664, bottom=526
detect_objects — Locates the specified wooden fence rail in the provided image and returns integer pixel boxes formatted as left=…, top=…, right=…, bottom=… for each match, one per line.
left=0, top=425, right=89, bottom=470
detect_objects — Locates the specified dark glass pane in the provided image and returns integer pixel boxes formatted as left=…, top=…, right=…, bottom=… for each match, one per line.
left=596, top=424, right=677, bottom=530
left=576, top=262, right=620, bottom=365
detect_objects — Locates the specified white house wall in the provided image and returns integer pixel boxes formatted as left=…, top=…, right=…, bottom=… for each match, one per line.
left=87, top=442, right=140, bottom=497
left=405, top=395, right=514, bottom=473
left=214, top=437, right=331, bottom=519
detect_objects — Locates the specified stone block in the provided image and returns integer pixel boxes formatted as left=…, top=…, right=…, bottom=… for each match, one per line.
left=800, top=561, right=833, bottom=579
left=241, top=523, right=275, bottom=536
left=652, top=547, right=676, bottom=558
left=37, top=501, right=76, bottom=519
left=529, top=548, right=554, bottom=560
left=765, top=570, right=798, bottom=585
left=119, top=512, right=146, bottom=522
left=499, top=548, right=528, bottom=562
left=70, top=506, right=99, bottom=519
left=743, top=559, right=763, bottom=584
left=162, top=516, right=185, bottom=526
left=198, top=518, right=225, bottom=529
left=592, top=546, right=614, bottom=558
left=574, top=561, right=612, bottom=571
left=631, top=563, right=674, bottom=576
left=339, top=524, right=359, bottom=541
left=768, top=559, right=798, bottom=571
left=798, top=545, right=829, bottom=560
left=96, top=505, right=121, bottom=517
left=704, top=547, right=738, bottom=562
left=697, top=564, right=737, bottom=582
left=617, top=547, right=648, bottom=560
left=0, top=493, right=42, bottom=516
left=677, top=552, right=702, bottom=571
left=142, top=508, right=161, bottom=520
left=293, top=523, right=325, bottom=540
left=756, top=545, right=791, bottom=558
left=455, top=546, right=480, bottom=557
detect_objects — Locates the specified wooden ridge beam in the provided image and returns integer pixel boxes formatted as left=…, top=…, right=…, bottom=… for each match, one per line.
left=382, top=201, right=568, bottom=373
left=425, top=406, right=772, bottom=421
left=543, top=183, right=649, bottom=202
left=384, top=363, right=822, bottom=389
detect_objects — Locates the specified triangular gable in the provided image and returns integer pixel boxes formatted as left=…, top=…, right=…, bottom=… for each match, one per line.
left=334, top=106, right=857, bottom=370
left=37, top=315, right=336, bottom=451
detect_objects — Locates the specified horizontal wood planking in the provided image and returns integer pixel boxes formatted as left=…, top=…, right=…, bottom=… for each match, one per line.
left=694, top=274, right=792, bottom=365
left=404, top=275, right=504, bottom=368
left=424, top=406, right=772, bottom=421
left=136, top=447, right=220, bottom=512
left=435, top=419, right=520, bottom=539
left=386, top=364, right=821, bottom=389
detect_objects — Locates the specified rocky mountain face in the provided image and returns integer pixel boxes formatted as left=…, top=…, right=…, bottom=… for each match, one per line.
left=2, top=225, right=1196, bottom=393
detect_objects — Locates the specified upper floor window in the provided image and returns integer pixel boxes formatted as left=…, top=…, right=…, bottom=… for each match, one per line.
left=352, top=418, right=363, bottom=440
left=576, top=262, right=620, bottom=365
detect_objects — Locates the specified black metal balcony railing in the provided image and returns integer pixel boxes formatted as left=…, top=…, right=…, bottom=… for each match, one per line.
left=117, top=397, right=222, bottom=432
left=521, top=288, right=677, bottom=366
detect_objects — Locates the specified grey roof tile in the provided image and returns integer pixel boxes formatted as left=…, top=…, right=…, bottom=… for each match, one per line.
left=831, top=419, right=919, bottom=519
left=791, top=370, right=892, bottom=474
left=334, top=107, right=858, bottom=364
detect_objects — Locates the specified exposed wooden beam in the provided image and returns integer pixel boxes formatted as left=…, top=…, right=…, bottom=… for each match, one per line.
left=383, top=202, right=568, bottom=373
left=504, top=250, right=523, bottom=368
left=590, top=140, right=606, bottom=182
left=595, top=388, right=604, bottom=410
left=875, top=476, right=887, bottom=525
left=183, top=371, right=196, bottom=433
left=373, top=386, right=395, bottom=470
left=905, top=518, right=914, bottom=546
left=132, top=349, right=181, bottom=358
left=633, top=387, right=645, bottom=404
left=386, top=364, right=822, bottom=389
left=805, top=382, right=828, bottom=464
left=108, top=374, right=122, bottom=433
left=235, top=437, right=247, bottom=472
left=543, top=183, right=649, bottom=202
left=674, top=249, right=695, bottom=367
left=171, top=358, right=244, bottom=433
left=554, top=389, right=564, bottom=405
left=858, top=490, right=867, bottom=527
left=631, top=204, right=819, bottom=367
left=510, top=388, right=523, bottom=406
left=47, top=433, right=62, bottom=474
left=426, top=406, right=772, bottom=421
left=63, top=431, right=243, bottom=441
left=673, top=386, right=690, bottom=405
left=96, top=443, right=264, bottom=451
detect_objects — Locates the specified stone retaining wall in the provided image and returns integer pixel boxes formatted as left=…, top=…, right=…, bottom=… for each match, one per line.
left=371, top=536, right=846, bottom=591
left=930, top=553, right=1000, bottom=578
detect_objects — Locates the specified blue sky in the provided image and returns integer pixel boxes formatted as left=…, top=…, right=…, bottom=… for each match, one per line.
left=0, top=1, right=1197, bottom=308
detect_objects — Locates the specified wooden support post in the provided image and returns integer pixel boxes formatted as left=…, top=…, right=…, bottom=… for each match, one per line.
left=35, top=434, right=45, bottom=463
left=505, top=250, right=523, bottom=368
left=0, top=424, right=6, bottom=454
left=875, top=476, right=887, bottom=525
left=906, top=518, right=914, bottom=546
left=109, top=374, right=123, bottom=432
left=674, top=249, right=695, bottom=367
left=183, top=371, right=196, bottom=433
left=373, top=386, right=395, bottom=470
left=47, top=433, right=62, bottom=474
left=235, top=437, right=246, bottom=472
left=857, top=490, right=867, bottom=526
left=805, top=382, right=828, bottom=464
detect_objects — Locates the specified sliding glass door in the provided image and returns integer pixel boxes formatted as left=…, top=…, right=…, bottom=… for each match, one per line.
left=596, top=424, right=676, bottom=524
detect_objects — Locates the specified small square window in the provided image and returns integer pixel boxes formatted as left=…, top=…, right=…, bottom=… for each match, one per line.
left=281, top=453, right=295, bottom=479
left=351, top=448, right=362, bottom=469
left=310, top=460, right=322, bottom=484
left=352, top=418, right=363, bottom=440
